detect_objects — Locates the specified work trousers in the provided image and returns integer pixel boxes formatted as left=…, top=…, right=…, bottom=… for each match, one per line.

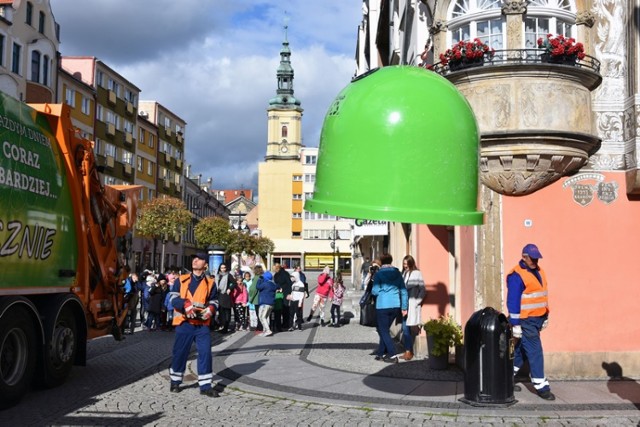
left=514, top=316, right=550, bottom=392
left=169, top=322, right=213, bottom=391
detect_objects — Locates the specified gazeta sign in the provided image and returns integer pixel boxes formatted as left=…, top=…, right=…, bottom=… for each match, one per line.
left=351, top=219, right=388, bottom=236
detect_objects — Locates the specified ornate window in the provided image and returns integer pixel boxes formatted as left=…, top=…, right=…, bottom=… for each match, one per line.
left=448, top=0, right=505, bottom=49
left=448, top=0, right=576, bottom=49
left=524, top=0, right=575, bottom=48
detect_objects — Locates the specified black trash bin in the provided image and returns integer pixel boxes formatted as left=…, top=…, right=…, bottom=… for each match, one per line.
left=460, top=307, right=517, bottom=407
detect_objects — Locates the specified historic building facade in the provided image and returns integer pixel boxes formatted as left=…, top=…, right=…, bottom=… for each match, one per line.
left=356, top=0, right=640, bottom=377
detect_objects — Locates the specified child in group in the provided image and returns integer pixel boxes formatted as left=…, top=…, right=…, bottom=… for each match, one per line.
left=231, top=275, right=249, bottom=331
left=256, top=271, right=278, bottom=337
left=307, top=266, right=333, bottom=326
left=288, top=271, right=306, bottom=331
left=329, top=271, right=346, bottom=327
left=273, top=288, right=284, bottom=333
left=243, top=271, right=258, bottom=331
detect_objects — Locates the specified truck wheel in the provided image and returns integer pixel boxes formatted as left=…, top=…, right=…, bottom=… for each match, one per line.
left=41, top=307, right=77, bottom=388
left=0, top=307, right=37, bottom=409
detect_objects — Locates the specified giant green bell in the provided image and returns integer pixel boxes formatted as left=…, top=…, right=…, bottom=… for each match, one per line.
left=304, top=66, right=484, bottom=226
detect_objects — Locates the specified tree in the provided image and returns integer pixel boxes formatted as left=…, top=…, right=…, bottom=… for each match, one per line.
left=254, top=236, right=275, bottom=260
left=194, top=216, right=274, bottom=269
left=136, top=197, right=192, bottom=272
left=194, top=216, right=233, bottom=248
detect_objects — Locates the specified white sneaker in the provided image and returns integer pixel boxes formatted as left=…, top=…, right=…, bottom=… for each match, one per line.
left=264, top=331, right=273, bottom=337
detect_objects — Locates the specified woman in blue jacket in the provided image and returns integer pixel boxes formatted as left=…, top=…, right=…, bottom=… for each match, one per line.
left=256, top=271, right=278, bottom=337
left=371, top=253, right=408, bottom=362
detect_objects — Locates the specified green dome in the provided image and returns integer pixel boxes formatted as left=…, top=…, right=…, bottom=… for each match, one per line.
left=304, top=66, right=484, bottom=226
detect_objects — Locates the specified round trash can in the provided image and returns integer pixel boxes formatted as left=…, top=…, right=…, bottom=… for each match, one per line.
left=460, top=307, right=517, bottom=407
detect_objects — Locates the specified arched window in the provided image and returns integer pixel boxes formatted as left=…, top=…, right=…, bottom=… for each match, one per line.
left=31, top=50, right=40, bottom=83
left=281, top=125, right=288, bottom=138
left=447, top=0, right=576, bottom=50
left=448, top=0, right=505, bottom=49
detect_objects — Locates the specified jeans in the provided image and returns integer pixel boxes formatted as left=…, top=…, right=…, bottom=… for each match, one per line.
left=375, top=307, right=401, bottom=357
left=401, top=318, right=413, bottom=352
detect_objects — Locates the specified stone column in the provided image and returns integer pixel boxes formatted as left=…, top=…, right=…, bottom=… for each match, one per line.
left=502, top=0, right=527, bottom=51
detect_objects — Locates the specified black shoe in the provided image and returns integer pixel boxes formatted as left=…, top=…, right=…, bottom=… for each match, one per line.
left=374, top=355, right=383, bottom=361
left=170, top=383, right=181, bottom=393
left=537, top=390, right=555, bottom=401
left=321, top=320, right=326, bottom=326
left=306, top=314, right=312, bottom=322
left=200, top=388, right=219, bottom=397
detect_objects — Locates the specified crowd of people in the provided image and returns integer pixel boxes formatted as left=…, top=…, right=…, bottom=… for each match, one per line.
left=121, top=261, right=350, bottom=337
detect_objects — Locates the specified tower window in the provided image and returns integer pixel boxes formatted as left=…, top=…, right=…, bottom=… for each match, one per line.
left=281, top=125, right=288, bottom=138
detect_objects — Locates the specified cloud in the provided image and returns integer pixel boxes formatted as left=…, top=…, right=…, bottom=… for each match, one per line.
left=51, top=0, right=361, bottom=192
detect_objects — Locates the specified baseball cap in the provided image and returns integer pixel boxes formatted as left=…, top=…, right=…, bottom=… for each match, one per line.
left=191, top=251, right=208, bottom=261
left=522, top=244, right=543, bottom=259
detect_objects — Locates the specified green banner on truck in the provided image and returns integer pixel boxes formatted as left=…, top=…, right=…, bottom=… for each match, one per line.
left=0, top=92, right=78, bottom=289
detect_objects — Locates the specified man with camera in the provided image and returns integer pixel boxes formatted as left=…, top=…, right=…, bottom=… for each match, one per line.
left=167, top=252, right=219, bottom=397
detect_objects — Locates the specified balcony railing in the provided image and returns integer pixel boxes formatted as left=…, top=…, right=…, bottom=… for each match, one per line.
left=429, top=48, right=601, bottom=76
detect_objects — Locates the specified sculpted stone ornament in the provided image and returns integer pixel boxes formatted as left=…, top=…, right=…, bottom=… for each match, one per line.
left=576, top=10, right=596, bottom=28
left=429, top=20, right=445, bottom=35
left=501, top=0, right=527, bottom=15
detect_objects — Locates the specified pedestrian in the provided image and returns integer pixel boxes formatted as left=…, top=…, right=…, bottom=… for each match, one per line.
left=360, top=257, right=371, bottom=290
left=400, top=255, right=426, bottom=361
left=242, top=271, right=257, bottom=331
left=307, top=265, right=333, bottom=326
left=249, top=265, right=264, bottom=332
left=168, top=251, right=219, bottom=397
left=142, top=274, right=156, bottom=330
left=329, top=271, right=346, bottom=327
left=216, top=263, right=235, bottom=333
left=359, top=259, right=380, bottom=327
left=122, top=267, right=139, bottom=335
left=295, top=265, right=310, bottom=298
left=256, top=271, right=278, bottom=337
left=507, top=243, right=554, bottom=401
left=164, top=288, right=174, bottom=332
left=273, top=287, right=284, bottom=333
left=273, top=263, right=293, bottom=330
left=371, top=253, right=407, bottom=362
left=288, top=271, right=306, bottom=331
left=231, top=275, right=248, bottom=331
left=146, top=275, right=165, bottom=331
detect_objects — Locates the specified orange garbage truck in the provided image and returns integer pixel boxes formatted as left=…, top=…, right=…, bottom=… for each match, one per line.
left=0, top=91, right=141, bottom=408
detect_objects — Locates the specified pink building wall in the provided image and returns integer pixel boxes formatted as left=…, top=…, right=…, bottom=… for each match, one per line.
left=413, top=172, right=640, bottom=376
left=502, top=172, right=640, bottom=353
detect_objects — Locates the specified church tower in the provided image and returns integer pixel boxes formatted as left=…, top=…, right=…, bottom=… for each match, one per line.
left=258, top=23, right=305, bottom=254
left=265, top=23, right=304, bottom=160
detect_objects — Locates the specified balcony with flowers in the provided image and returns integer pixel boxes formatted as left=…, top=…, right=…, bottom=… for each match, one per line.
left=425, top=36, right=603, bottom=196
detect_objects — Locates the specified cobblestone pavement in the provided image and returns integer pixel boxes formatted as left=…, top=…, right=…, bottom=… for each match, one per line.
left=1, top=276, right=639, bottom=426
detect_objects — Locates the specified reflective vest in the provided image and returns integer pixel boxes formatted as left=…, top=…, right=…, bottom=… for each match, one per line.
left=510, top=265, right=549, bottom=319
left=173, top=274, right=213, bottom=326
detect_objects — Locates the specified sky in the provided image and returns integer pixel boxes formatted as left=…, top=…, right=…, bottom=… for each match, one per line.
left=51, top=0, right=362, bottom=193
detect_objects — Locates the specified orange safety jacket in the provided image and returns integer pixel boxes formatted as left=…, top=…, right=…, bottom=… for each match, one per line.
left=510, top=265, right=549, bottom=320
left=173, top=274, right=214, bottom=326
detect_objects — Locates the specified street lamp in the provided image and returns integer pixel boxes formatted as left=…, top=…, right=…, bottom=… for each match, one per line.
left=328, top=225, right=337, bottom=279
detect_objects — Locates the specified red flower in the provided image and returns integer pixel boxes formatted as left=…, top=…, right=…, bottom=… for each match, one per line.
left=538, top=33, right=586, bottom=60
left=439, top=38, right=494, bottom=67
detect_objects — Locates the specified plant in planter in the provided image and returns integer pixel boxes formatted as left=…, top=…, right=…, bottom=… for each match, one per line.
left=424, top=315, right=464, bottom=369
left=537, top=33, right=586, bottom=64
left=439, top=38, right=495, bottom=71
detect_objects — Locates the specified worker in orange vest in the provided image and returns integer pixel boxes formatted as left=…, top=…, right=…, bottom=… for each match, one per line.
left=506, top=243, right=553, bottom=401
left=168, top=252, right=219, bottom=397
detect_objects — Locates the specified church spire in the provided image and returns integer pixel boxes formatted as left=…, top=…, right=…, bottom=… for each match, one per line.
left=269, top=18, right=302, bottom=110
